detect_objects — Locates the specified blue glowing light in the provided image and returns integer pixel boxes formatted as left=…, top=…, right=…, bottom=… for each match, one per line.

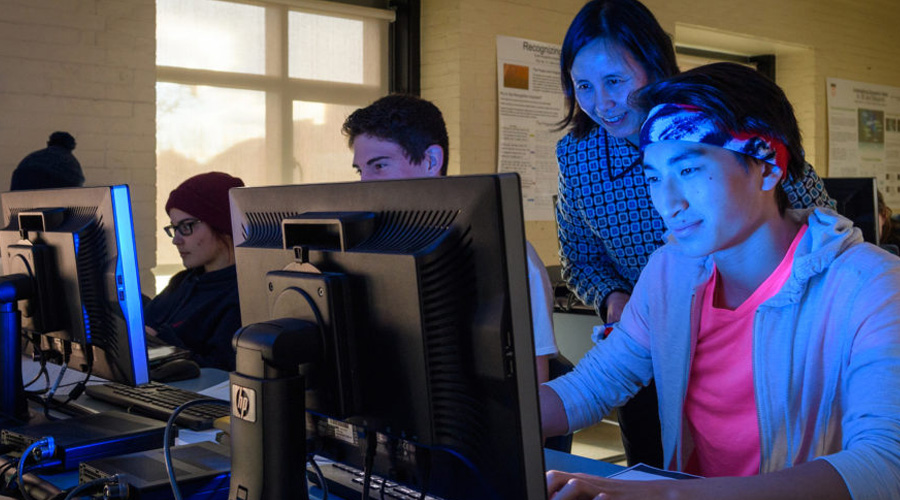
left=112, top=185, right=150, bottom=385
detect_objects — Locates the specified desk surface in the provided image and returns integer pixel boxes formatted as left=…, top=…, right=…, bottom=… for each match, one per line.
left=12, top=358, right=623, bottom=499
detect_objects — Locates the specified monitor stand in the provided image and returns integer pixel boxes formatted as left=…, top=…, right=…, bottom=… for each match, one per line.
left=229, top=317, right=322, bottom=500
left=1, top=275, right=33, bottom=429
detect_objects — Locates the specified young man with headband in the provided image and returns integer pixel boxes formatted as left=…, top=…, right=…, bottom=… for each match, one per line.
left=540, top=63, right=900, bottom=499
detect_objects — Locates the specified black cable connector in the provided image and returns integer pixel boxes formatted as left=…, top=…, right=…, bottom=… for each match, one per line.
left=18, top=436, right=56, bottom=500
left=103, top=475, right=133, bottom=499
left=307, top=454, right=328, bottom=500
left=361, top=431, right=378, bottom=500
left=62, top=473, right=123, bottom=500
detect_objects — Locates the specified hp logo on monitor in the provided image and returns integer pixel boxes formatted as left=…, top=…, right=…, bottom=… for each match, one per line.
left=231, top=384, right=257, bottom=423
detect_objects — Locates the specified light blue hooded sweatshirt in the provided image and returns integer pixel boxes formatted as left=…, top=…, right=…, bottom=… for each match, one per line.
left=546, top=208, right=900, bottom=499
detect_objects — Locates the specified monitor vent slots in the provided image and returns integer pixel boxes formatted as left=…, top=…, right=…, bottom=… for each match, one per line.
left=418, top=226, right=486, bottom=460
left=353, top=210, right=457, bottom=253
left=74, top=216, right=111, bottom=348
left=242, top=211, right=301, bottom=247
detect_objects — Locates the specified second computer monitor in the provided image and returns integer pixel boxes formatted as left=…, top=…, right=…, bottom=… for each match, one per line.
left=822, top=177, right=880, bottom=244
left=0, top=186, right=148, bottom=407
left=230, top=174, right=545, bottom=500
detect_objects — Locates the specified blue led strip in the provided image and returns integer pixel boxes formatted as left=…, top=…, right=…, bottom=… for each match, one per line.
left=111, top=185, right=150, bottom=385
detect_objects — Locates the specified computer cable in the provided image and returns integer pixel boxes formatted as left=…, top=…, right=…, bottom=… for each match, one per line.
left=60, top=473, right=126, bottom=500
left=40, top=363, right=69, bottom=420
left=23, top=342, right=51, bottom=395
left=101, top=475, right=133, bottom=500
left=0, top=456, right=62, bottom=500
left=17, top=437, right=55, bottom=500
left=414, top=446, right=431, bottom=500
left=436, top=444, right=499, bottom=498
left=58, top=352, right=93, bottom=408
left=22, top=348, right=49, bottom=391
left=163, top=398, right=231, bottom=500
left=0, top=458, right=18, bottom=491
left=306, top=454, right=328, bottom=500
left=288, top=285, right=334, bottom=497
left=37, top=359, right=92, bottom=420
left=361, top=431, right=377, bottom=500
left=22, top=367, right=49, bottom=390
left=380, top=435, right=406, bottom=500
left=39, top=381, right=90, bottom=420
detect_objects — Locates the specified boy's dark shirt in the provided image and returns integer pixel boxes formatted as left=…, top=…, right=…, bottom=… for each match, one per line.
left=145, top=265, right=241, bottom=371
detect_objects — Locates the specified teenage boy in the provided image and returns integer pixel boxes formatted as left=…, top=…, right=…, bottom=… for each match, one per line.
left=342, top=93, right=447, bottom=181
left=541, top=63, right=900, bottom=500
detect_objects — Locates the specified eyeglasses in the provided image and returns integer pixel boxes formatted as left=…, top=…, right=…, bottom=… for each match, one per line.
left=164, top=218, right=200, bottom=237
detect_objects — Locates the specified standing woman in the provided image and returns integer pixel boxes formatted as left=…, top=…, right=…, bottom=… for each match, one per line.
left=145, top=171, right=245, bottom=371
left=554, top=0, right=833, bottom=467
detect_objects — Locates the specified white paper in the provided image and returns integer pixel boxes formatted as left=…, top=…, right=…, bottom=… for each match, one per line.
left=826, top=77, right=900, bottom=207
left=607, top=463, right=702, bottom=481
left=198, top=378, right=231, bottom=401
left=496, top=35, right=567, bottom=221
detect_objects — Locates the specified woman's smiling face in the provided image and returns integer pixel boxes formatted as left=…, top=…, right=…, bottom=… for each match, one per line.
left=571, top=38, right=649, bottom=144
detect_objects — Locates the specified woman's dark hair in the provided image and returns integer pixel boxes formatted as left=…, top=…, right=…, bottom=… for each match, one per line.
left=342, top=94, right=449, bottom=175
left=558, top=0, right=678, bottom=138
left=633, top=62, right=806, bottom=214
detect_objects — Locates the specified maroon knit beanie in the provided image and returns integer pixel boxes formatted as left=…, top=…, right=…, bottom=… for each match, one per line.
left=165, top=172, right=245, bottom=236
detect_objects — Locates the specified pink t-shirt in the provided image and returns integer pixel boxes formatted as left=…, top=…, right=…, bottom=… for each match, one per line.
left=684, top=225, right=808, bottom=477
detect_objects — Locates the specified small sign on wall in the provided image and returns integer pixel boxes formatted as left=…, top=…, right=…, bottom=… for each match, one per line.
left=827, top=77, right=900, bottom=207
left=496, top=35, right=566, bottom=221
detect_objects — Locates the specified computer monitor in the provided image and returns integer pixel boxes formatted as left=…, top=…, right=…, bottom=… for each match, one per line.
left=0, top=185, right=148, bottom=426
left=822, top=177, right=880, bottom=244
left=228, top=174, right=546, bottom=499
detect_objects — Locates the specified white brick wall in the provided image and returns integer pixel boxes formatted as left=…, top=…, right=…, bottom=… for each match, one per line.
left=3, top=0, right=897, bottom=271
left=0, top=0, right=157, bottom=292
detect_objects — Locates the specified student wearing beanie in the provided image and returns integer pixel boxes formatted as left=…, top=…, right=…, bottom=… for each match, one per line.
left=10, top=131, right=85, bottom=191
left=144, top=171, right=245, bottom=371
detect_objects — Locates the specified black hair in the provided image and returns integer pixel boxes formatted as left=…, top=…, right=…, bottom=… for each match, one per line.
left=558, top=0, right=678, bottom=138
left=342, top=94, right=449, bottom=175
left=633, top=62, right=806, bottom=214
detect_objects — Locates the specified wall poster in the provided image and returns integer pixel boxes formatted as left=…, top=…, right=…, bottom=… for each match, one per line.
left=827, top=77, right=900, bottom=208
left=496, top=35, right=566, bottom=221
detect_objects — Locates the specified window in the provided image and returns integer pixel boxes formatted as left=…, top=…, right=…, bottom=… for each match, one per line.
left=155, top=0, right=394, bottom=291
left=675, top=46, right=775, bottom=80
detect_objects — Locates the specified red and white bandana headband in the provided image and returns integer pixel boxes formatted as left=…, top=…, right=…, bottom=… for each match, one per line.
left=639, top=103, right=790, bottom=176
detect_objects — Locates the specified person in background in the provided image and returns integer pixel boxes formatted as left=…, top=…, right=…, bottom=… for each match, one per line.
left=342, top=94, right=560, bottom=384
left=541, top=62, right=900, bottom=500
left=10, top=131, right=85, bottom=190
left=144, top=171, right=245, bottom=371
left=554, top=0, right=834, bottom=467
left=343, top=93, right=448, bottom=181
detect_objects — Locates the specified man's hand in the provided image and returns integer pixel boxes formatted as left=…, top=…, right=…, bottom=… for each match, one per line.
left=547, top=459, right=851, bottom=500
left=604, top=292, right=631, bottom=323
left=546, top=469, right=688, bottom=500
left=145, top=325, right=158, bottom=337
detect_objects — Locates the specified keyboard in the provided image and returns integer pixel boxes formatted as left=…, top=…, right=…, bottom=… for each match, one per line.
left=307, top=459, right=444, bottom=500
left=84, top=381, right=230, bottom=431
